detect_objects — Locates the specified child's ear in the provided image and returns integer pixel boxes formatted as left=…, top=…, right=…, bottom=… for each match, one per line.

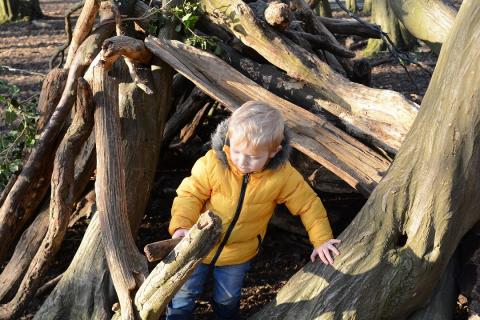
left=269, top=145, right=282, bottom=158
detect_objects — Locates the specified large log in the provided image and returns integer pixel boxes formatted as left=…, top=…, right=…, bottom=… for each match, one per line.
left=0, top=78, right=94, bottom=319
left=254, top=1, right=480, bottom=318
left=35, top=8, right=174, bottom=320
left=0, top=21, right=114, bottom=263
left=218, top=43, right=410, bottom=153
left=388, top=0, right=456, bottom=55
left=145, top=36, right=390, bottom=195
left=92, top=62, right=148, bottom=319
left=116, top=211, right=221, bottom=320
left=198, top=0, right=418, bottom=142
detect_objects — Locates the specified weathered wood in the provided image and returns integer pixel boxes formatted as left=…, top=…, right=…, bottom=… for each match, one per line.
left=0, top=78, right=94, bottom=320
left=199, top=0, right=418, bottom=116
left=284, top=30, right=355, bottom=58
left=145, top=36, right=391, bottom=195
left=364, top=0, right=415, bottom=56
left=408, top=259, right=457, bottom=320
left=317, top=16, right=381, bottom=39
left=388, top=0, right=456, bottom=55
left=264, top=1, right=292, bottom=30
left=132, top=211, right=222, bottom=320
left=179, top=102, right=210, bottom=144
left=144, top=238, right=182, bottom=263
left=255, top=1, right=480, bottom=317
left=162, top=87, right=210, bottom=149
left=92, top=63, right=148, bottom=319
left=36, top=68, right=69, bottom=132
left=0, top=21, right=114, bottom=263
left=65, top=0, right=101, bottom=68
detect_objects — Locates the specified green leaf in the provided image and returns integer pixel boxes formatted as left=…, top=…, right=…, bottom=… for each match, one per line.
left=214, top=45, right=223, bottom=56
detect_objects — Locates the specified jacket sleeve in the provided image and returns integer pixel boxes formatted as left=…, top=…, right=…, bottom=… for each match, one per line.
left=169, top=151, right=213, bottom=235
left=277, top=165, right=333, bottom=247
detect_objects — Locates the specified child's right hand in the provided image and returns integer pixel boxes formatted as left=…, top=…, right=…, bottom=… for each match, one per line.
left=172, top=228, right=189, bottom=239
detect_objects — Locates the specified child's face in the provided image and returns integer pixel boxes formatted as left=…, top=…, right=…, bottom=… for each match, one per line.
left=229, top=134, right=281, bottom=174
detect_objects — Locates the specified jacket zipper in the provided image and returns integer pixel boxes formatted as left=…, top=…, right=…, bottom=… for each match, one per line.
left=209, top=173, right=250, bottom=267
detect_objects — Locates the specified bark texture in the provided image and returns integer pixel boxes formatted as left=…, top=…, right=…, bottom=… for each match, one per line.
left=255, top=1, right=480, bottom=318
left=146, top=36, right=391, bottom=195
left=388, top=0, right=456, bottom=55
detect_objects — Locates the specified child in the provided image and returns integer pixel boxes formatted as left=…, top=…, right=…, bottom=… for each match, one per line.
left=166, top=101, right=341, bottom=320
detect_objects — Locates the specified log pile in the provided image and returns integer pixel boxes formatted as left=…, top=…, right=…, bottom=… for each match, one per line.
left=2, top=0, right=477, bottom=319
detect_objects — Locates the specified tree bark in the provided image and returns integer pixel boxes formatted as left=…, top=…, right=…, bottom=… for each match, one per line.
left=218, top=43, right=411, bottom=154
left=0, top=20, right=114, bottom=264
left=388, top=0, right=456, bottom=55
left=199, top=0, right=418, bottom=124
left=317, top=0, right=332, bottom=17
left=64, top=0, right=101, bottom=68
left=0, top=0, right=42, bottom=24
left=364, top=0, right=415, bottom=56
left=35, top=8, right=174, bottom=319
left=254, top=1, right=480, bottom=318
left=92, top=62, right=148, bottom=319
left=346, top=0, right=358, bottom=13
left=0, top=78, right=94, bottom=320
left=146, top=36, right=391, bottom=195
left=124, top=211, right=221, bottom=320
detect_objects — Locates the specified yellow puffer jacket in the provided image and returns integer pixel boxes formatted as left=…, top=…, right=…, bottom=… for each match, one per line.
left=169, top=121, right=333, bottom=266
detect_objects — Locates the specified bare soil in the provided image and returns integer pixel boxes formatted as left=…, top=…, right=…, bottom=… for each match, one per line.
left=0, top=0, right=469, bottom=319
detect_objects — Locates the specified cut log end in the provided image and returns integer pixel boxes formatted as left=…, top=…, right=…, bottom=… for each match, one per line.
left=264, top=2, right=292, bottom=30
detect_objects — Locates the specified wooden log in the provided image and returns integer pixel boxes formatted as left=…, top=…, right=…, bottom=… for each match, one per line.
left=0, top=178, right=95, bottom=304
left=199, top=0, right=418, bottom=115
left=217, top=43, right=407, bottom=154
left=92, top=62, right=148, bottom=319
left=131, top=211, right=222, bottom=320
left=36, top=68, right=69, bottom=132
left=162, top=87, right=209, bottom=149
left=0, top=21, right=114, bottom=263
left=284, top=30, right=355, bottom=58
left=264, top=1, right=292, bottom=30
left=144, top=238, right=182, bottom=263
left=179, top=102, right=210, bottom=144
left=388, top=0, right=456, bottom=55
left=317, top=16, right=382, bottom=39
left=65, top=0, right=101, bottom=68
left=0, top=78, right=94, bottom=320
left=145, top=36, right=391, bottom=195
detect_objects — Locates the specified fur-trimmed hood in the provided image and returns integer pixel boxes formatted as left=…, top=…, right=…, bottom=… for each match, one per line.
left=210, top=119, right=291, bottom=171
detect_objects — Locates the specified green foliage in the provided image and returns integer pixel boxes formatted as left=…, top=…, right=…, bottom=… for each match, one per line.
left=0, top=80, right=39, bottom=190
left=145, top=1, right=222, bottom=54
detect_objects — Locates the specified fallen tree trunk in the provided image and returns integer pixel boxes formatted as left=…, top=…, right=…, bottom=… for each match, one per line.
left=388, top=0, right=456, bottom=55
left=118, top=211, right=222, bottom=320
left=145, top=36, right=391, bottom=195
left=198, top=0, right=418, bottom=140
left=218, top=43, right=411, bottom=153
left=254, top=1, right=480, bottom=317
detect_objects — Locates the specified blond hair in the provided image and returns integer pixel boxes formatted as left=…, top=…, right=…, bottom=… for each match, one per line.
left=228, top=101, right=284, bottom=152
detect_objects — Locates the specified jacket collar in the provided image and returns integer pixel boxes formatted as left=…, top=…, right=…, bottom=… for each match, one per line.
left=211, top=119, right=291, bottom=173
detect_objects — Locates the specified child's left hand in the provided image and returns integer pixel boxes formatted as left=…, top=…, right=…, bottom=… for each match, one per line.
left=310, top=239, right=341, bottom=265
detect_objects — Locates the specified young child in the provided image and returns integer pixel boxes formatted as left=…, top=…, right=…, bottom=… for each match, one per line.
left=166, top=101, right=341, bottom=320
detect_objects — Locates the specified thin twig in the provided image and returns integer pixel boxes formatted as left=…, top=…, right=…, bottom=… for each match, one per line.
left=0, top=65, right=45, bottom=77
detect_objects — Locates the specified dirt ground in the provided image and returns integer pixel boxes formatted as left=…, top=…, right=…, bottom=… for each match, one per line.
left=0, top=0, right=469, bottom=319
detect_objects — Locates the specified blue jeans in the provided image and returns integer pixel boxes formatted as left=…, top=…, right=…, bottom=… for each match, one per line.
left=166, top=261, right=251, bottom=320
